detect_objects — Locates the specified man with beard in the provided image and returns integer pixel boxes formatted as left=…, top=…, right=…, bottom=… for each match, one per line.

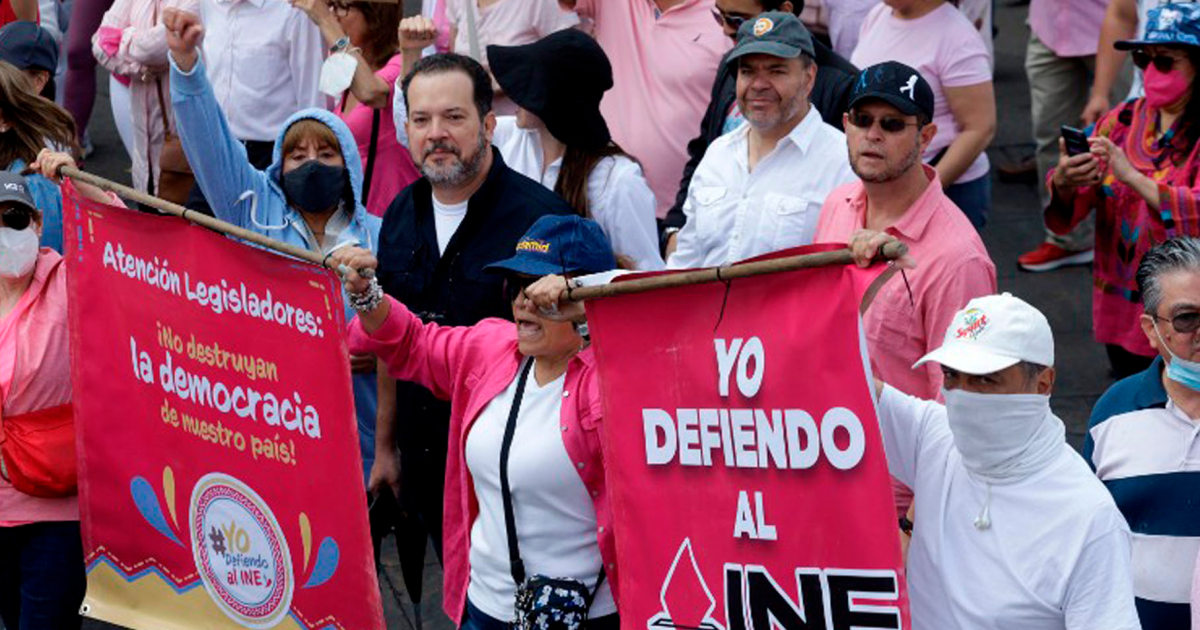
left=370, top=52, right=572, bottom=591
left=666, top=11, right=854, bottom=269
left=815, top=61, right=996, bottom=401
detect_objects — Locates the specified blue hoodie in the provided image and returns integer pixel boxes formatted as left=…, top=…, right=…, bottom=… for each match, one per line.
left=170, top=55, right=383, bottom=486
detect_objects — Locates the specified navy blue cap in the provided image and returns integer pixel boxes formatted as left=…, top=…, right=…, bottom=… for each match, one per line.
left=849, top=61, right=935, bottom=121
left=0, top=21, right=58, bottom=72
left=485, top=215, right=616, bottom=277
left=1116, top=4, right=1200, bottom=50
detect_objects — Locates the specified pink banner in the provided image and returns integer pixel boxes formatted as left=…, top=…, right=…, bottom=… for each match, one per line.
left=63, top=182, right=383, bottom=630
left=587, top=246, right=909, bottom=630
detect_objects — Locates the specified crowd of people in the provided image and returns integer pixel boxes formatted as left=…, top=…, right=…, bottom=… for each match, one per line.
left=1, top=0, right=1200, bottom=627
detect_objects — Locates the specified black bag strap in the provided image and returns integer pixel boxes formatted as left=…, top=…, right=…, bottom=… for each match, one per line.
left=362, top=108, right=382, bottom=203
left=500, top=358, right=535, bottom=585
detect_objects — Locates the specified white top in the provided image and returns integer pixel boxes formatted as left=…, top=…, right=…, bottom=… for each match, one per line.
left=491, top=117, right=665, bottom=271
left=199, top=0, right=324, bottom=142
left=445, top=0, right=578, bottom=63
left=1088, top=399, right=1200, bottom=609
left=878, top=386, right=1141, bottom=630
left=667, top=106, right=855, bottom=269
left=431, top=196, right=469, bottom=255
left=464, top=361, right=615, bottom=621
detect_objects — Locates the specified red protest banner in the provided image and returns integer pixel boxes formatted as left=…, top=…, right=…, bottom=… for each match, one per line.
left=62, top=181, right=383, bottom=630
left=586, top=246, right=908, bottom=630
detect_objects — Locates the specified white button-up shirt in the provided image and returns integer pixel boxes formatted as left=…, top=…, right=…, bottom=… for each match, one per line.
left=199, top=0, right=324, bottom=142
left=667, top=105, right=855, bottom=269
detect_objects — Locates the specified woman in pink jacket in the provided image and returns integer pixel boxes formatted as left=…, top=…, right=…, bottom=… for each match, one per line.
left=91, top=0, right=197, bottom=194
left=334, top=214, right=620, bottom=629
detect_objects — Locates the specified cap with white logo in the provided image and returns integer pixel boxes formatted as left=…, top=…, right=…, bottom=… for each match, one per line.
left=0, top=171, right=36, bottom=214
left=913, top=293, right=1055, bottom=375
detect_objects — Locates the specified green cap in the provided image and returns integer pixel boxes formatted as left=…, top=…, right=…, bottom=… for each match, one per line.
left=727, top=11, right=816, bottom=63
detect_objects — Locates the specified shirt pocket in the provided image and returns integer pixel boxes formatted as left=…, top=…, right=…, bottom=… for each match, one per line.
left=691, top=185, right=728, bottom=246
left=765, top=192, right=821, bottom=251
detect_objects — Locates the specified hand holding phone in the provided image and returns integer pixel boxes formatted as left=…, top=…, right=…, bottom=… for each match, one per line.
left=1061, top=125, right=1090, bottom=157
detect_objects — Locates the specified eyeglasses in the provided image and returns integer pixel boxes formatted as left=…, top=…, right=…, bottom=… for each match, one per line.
left=1154, top=311, right=1200, bottom=334
left=1131, top=49, right=1183, bottom=72
left=328, top=1, right=352, bottom=17
left=503, top=275, right=537, bottom=303
left=1, top=207, right=32, bottom=231
left=847, top=111, right=921, bottom=133
left=711, top=8, right=749, bottom=30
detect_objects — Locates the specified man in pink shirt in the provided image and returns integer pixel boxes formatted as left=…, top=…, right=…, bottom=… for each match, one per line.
left=558, top=0, right=730, bottom=219
left=815, top=61, right=996, bottom=401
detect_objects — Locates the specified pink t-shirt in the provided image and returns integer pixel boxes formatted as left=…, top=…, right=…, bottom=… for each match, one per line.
left=338, top=54, right=420, bottom=217
left=576, top=0, right=730, bottom=218
left=851, top=2, right=992, bottom=184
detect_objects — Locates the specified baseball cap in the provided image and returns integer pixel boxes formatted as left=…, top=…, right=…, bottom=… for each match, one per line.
left=1116, top=3, right=1200, bottom=50
left=849, top=61, right=935, bottom=121
left=727, top=12, right=815, bottom=63
left=0, top=171, right=38, bottom=214
left=485, top=215, right=616, bottom=277
left=0, top=21, right=58, bottom=73
left=913, top=293, right=1055, bottom=375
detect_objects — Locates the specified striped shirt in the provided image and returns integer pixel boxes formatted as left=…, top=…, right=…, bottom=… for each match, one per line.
left=1085, top=357, right=1200, bottom=629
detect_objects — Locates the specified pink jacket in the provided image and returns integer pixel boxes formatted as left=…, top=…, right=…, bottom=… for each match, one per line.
left=92, top=0, right=197, bottom=192
left=0, top=249, right=77, bottom=523
left=349, top=296, right=618, bottom=621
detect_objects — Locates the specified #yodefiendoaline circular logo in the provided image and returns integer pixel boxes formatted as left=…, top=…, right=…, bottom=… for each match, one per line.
left=190, top=473, right=293, bottom=628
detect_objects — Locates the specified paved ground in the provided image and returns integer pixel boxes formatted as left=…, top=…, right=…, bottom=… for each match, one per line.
left=42, top=0, right=1113, bottom=628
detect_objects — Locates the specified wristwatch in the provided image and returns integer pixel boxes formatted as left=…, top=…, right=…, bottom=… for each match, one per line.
left=329, top=35, right=351, bottom=54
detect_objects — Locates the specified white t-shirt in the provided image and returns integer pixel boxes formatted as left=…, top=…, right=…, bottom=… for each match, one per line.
left=877, top=386, right=1141, bottom=630
left=491, top=117, right=665, bottom=271
left=431, top=196, right=469, bottom=255
left=464, top=360, right=615, bottom=621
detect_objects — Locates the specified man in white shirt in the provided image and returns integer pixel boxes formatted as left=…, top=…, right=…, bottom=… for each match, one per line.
left=185, top=0, right=324, bottom=212
left=668, top=12, right=854, bottom=269
left=848, top=271, right=1142, bottom=629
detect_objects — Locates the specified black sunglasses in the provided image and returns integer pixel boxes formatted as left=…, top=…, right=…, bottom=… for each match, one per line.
left=502, top=276, right=537, bottom=303
left=1131, top=49, right=1182, bottom=72
left=1154, top=311, right=1200, bottom=334
left=712, top=8, right=749, bottom=30
left=1, top=207, right=32, bottom=231
left=847, top=111, right=921, bottom=133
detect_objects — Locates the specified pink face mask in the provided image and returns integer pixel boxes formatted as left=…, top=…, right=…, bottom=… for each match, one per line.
left=1144, top=65, right=1192, bottom=108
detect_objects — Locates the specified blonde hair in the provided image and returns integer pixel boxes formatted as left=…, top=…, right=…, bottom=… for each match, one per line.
left=0, top=61, right=77, bottom=167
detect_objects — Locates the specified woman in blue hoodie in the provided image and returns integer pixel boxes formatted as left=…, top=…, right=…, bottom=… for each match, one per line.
left=163, top=7, right=384, bottom=488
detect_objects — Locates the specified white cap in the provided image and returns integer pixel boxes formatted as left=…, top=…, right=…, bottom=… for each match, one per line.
left=913, top=293, right=1054, bottom=375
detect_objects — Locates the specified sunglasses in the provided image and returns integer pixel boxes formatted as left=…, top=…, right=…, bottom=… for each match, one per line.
left=1131, top=49, right=1183, bottom=72
left=328, top=1, right=352, bottom=16
left=502, top=276, right=537, bottom=303
left=847, top=111, right=921, bottom=133
left=711, top=8, right=749, bottom=30
left=1, top=207, right=32, bottom=231
left=1154, top=311, right=1200, bottom=334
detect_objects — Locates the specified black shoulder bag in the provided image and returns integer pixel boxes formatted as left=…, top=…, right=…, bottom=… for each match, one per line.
left=499, top=359, right=606, bottom=630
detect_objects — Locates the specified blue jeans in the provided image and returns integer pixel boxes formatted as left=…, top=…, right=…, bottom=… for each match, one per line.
left=944, top=171, right=992, bottom=231
left=461, top=599, right=619, bottom=630
left=0, top=521, right=86, bottom=630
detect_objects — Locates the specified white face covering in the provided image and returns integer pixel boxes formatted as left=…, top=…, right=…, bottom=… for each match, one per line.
left=942, top=388, right=1064, bottom=484
left=0, top=226, right=38, bottom=278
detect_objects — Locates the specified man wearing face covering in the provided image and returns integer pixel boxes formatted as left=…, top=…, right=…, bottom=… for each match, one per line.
left=849, top=242, right=1141, bottom=628
left=1085, top=236, right=1200, bottom=629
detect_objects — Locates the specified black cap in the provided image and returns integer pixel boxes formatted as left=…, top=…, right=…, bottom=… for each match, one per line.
left=849, top=61, right=935, bottom=121
left=0, top=21, right=58, bottom=73
left=0, top=171, right=38, bottom=214
left=487, top=30, right=613, bottom=150
left=727, top=12, right=816, bottom=62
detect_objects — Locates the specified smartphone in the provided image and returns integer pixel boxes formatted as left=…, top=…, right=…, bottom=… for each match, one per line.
left=1061, top=125, right=1090, bottom=157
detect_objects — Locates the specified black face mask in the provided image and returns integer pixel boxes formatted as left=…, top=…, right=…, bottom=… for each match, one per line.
left=281, top=160, right=347, bottom=214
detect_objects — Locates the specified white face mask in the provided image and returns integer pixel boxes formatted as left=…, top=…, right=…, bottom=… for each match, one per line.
left=0, top=226, right=38, bottom=278
left=942, top=388, right=1063, bottom=484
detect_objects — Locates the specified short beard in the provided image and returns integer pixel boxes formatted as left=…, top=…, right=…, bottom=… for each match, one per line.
left=421, top=131, right=489, bottom=187
left=743, top=90, right=807, bottom=132
left=851, top=136, right=923, bottom=183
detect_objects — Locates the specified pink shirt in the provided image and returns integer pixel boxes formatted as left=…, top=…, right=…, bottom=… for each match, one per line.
left=851, top=3, right=992, bottom=184
left=1028, top=0, right=1107, bottom=58
left=337, top=54, right=420, bottom=217
left=814, top=166, right=997, bottom=400
left=575, top=0, right=730, bottom=218
left=348, top=296, right=619, bottom=621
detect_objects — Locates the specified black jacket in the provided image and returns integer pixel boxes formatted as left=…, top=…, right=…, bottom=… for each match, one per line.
left=663, top=40, right=858, bottom=234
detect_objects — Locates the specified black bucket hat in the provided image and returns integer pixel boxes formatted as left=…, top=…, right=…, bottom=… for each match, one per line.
left=487, top=29, right=614, bottom=150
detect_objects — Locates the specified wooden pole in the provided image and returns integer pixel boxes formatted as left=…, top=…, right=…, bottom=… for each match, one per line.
left=61, top=166, right=333, bottom=269
left=567, top=241, right=909, bottom=302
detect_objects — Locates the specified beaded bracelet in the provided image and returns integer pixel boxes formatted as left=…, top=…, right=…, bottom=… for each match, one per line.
left=347, top=276, right=384, bottom=313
